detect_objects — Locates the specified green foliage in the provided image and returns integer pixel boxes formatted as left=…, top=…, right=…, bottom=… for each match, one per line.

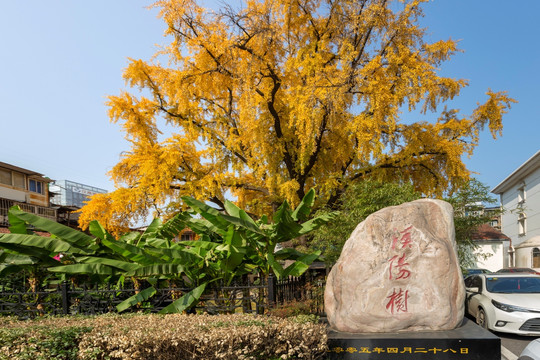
left=0, top=325, right=92, bottom=360
left=310, top=181, right=420, bottom=264
left=178, top=188, right=336, bottom=279
left=446, top=178, right=500, bottom=269
left=310, top=178, right=500, bottom=269
left=446, top=178, right=499, bottom=245
left=0, top=189, right=333, bottom=313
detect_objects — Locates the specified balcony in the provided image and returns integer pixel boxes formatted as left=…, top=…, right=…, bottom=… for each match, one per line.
left=0, top=197, right=57, bottom=227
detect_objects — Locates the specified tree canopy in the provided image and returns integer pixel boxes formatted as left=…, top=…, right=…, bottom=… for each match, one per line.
left=309, top=178, right=499, bottom=267
left=79, top=0, right=514, bottom=233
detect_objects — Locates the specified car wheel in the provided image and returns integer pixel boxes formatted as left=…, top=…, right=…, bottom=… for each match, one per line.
left=477, top=308, right=489, bottom=330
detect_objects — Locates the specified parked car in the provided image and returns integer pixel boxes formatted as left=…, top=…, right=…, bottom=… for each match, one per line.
left=464, top=274, right=540, bottom=336
left=496, top=267, right=540, bottom=275
left=519, top=338, right=540, bottom=360
left=463, top=268, right=491, bottom=277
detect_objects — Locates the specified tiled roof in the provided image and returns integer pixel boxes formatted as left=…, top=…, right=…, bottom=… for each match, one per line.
left=471, top=223, right=510, bottom=242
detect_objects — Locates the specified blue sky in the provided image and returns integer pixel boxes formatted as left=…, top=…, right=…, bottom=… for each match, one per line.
left=1, top=1, right=539, bottom=199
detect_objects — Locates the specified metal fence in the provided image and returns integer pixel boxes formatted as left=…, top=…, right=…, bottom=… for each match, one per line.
left=0, top=273, right=325, bottom=318
left=0, top=197, right=57, bottom=226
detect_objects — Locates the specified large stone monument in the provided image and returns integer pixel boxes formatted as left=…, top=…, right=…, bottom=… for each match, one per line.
left=324, top=199, right=501, bottom=359
left=325, top=199, right=465, bottom=333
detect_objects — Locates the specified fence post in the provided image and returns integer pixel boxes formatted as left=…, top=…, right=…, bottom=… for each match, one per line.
left=267, top=273, right=276, bottom=308
left=61, top=281, right=70, bottom=315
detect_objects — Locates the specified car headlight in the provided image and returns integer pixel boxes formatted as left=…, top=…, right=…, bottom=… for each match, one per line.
left=491, top=299, right=533, bottom=313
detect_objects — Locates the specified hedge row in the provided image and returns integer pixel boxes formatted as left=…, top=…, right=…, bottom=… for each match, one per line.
left=0, top=313, right=328, bottom=360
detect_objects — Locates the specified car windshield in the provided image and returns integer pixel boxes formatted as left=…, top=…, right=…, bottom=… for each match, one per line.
left=486, top=276, right=540, bottom=293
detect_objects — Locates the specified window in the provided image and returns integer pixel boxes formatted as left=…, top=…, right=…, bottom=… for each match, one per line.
left=12, top=172, right=25, bottom=189
left=29, top=179, right=43, bottom=194
left=518, top=184, right=526, bottom=204
left=518, top=213, right=527, bottom=236
left=0, top=169, right=26, bottom=188
left=533, top=248, right=540, bottom=268
left=0, top=168, right=11, bottom=185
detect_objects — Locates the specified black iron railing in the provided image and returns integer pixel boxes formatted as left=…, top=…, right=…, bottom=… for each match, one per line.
left=0, top=273, right=325, bottom=318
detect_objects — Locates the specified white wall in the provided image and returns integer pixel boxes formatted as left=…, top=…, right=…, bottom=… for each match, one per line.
left=0, top=187, right=26, bottom=202
left=500, top=166, right=540, bottom=246
left=473, top=241, right=507, bottom=272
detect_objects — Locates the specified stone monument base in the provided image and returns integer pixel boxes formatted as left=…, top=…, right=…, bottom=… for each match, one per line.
left=326, top=318, right=500, bottom=360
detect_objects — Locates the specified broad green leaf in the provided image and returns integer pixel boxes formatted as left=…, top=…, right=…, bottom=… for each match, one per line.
left=291, top=188, right=315, bottom=221
left=267, top=253, right=284, bottom=279
left=119, top=231, right=141, bottom=245
left=144, top=247, right=202, bottom=265
left=159, top=283, right=206, bottom=314
left=102, top=238, right=160, bottom=265
left=182, top=197, right=229, bottom=234
left=0, top=253, right=40, bottom=265
left=8, top=207, right=97, bottom=250
left=176, top=240, right=219, bottom=250
left=141, top=218, right=162, bottom=237
left=183, top=216, right=225, bottom=237
left=0, top=264, right=27, bottom=277
left=144, top=238, right=173, bottom=249
left=76, top=256, right=140, bottom=272
left=48, top=263, right=115, bottom=275
left=0, top=234, right=93, bottom=255
left=0, top=239, right=57, bottom=264
left=116, top=286, right=157, bottom=313
left=155, top=212, right=190, bottom=240
left=272, top=202, right=303, bottom=243
left=273, top=247, right=308, bottom=261
left=89, top=220, right=112, bottom=241
left=258, top=214, right=269, bottom=225
left=221, top=213, right=264, bottom=235
left=283, top=251, right=321, bottom=277
left=297, top=212, right=337, bottom=235
left=282, top=262, right=309, bottom=278
left=218, top=226, right=247, bottom=272
left=7, top=206, right=29, bottom=234
left=125, top=263, right=186, bottom=277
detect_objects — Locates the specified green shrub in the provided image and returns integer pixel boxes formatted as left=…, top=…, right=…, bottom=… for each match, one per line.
left=0, top=320, right=92, bottom=360
left=0, top=313, right=328, bottom=360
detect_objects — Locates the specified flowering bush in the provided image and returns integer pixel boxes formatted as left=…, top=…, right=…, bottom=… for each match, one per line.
left=0, top=313, right=328, bottom=360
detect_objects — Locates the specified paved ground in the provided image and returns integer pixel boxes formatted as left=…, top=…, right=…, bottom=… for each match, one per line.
left=499, top=332, right=538, bottom=360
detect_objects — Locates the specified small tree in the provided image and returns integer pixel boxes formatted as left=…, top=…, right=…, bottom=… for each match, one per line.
left=310, top=178, right=499, bottom=268
left=310, top=181, right=420, bottom=264
left=446, top=178, right=500, bottom=269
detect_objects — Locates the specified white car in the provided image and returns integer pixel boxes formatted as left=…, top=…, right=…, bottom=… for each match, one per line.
left=464, top=274, right=540, bottom=336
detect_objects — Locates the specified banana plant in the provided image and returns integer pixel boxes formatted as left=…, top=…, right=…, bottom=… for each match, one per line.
left=0, top=188, right=335, bottom=313
left=0, top=207, right=240, bottom=313
left=0, top=206, right=100, bottom=291
left=181, top=188, right=336, bottom=279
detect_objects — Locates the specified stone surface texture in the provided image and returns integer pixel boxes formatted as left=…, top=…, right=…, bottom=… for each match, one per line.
left=325, top=199, right=465, bottom=333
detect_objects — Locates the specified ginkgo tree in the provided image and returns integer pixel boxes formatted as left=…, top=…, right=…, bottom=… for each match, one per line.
left=80, top=0, right=515, bottom=234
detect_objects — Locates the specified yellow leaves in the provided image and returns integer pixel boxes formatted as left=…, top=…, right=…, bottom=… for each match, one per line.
left=473, top=90, right=517, bottom=138
left=107, top=93, right=159, bottom=146
left=422, top=39, right=461, bottom=65
left=79, top=0, right=515, bottom=232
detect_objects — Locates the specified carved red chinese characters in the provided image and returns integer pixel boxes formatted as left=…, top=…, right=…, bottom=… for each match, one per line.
left=325, top=199, right=465, bottom=333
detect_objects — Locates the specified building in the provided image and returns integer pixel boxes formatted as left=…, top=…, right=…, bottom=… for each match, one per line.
left=470, top=223, right=511, bottom=272
left=492, top=150, right=540, bottom=269
left=49, top=180, right=107, bottom=208
left=0, top=161, right=56, bottom=226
